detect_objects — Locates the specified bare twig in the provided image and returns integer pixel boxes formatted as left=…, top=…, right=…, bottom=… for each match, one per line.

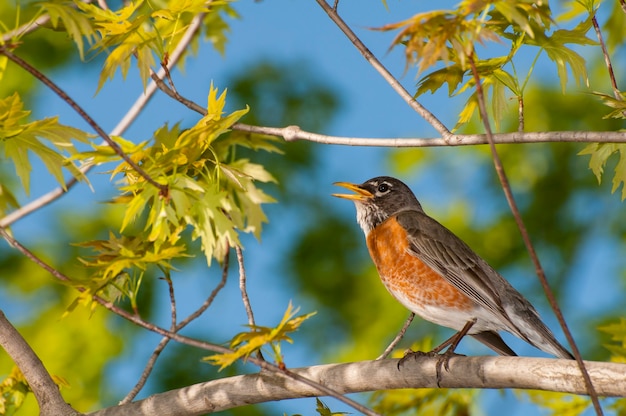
left=314, top=0, right=451, bottom=139
left=150, top=74, right=626, bottom=146
left=591, top=16, right=620, bottom=100
left=377, top=312, right=415, bottom=360
left=0, top=310, right=82, bottom=416
left=177, top=250, right=230, bottom=328
left=166, top=276, right=177, bottom=327
left=467, top=54, right=603, bottom=416
left=590, top=13, right=626, bottom=120
left=232, top=124, right=626, bottom=146
left=517, top=96, right=524, bottom=132
left=120, top=249, right=231, bottom=404
left=236, top=246, right=256, bottom=327
left=1, top=15, right=51, bottom=43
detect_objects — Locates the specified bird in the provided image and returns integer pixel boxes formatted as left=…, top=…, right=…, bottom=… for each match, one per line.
left=333, top=176, right=574, bottom=364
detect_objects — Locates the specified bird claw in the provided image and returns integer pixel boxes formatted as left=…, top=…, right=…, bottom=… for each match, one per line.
left=434, top=349, right=465, bottom=387
left=396, top=348, right=439, bottom=370
left=397, top=348, right=465, bottom=388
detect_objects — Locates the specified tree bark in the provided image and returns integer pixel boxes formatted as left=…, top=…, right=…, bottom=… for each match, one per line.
left=0, top=310, right=82, bottom=416
left=90, top=357, right=626, bottom=416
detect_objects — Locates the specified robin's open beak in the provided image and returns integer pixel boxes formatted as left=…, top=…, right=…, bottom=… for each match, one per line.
left=332, top=182, right=373, bottom=201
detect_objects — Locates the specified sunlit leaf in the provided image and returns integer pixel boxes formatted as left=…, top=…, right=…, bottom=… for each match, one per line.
left=204, top=302, right=316, bottom=370
left=578, top=143, right=626, bottom=200
left=0, top=93, right=91, bottom=194
left=40, top=1, right=97, bottom=60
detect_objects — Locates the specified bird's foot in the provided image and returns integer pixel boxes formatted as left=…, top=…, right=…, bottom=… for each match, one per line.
left=397, top=347, right=465, bottom=387
left=434, top=348, right=465, bottom=387
left=396, top=348, right=439, bottom=370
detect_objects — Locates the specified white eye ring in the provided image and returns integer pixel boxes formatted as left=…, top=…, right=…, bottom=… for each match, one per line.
left=377, top=183, right=390, bottom=193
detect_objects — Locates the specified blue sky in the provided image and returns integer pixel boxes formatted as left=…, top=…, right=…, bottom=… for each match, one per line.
left=7, top=0, right=623, bottom=415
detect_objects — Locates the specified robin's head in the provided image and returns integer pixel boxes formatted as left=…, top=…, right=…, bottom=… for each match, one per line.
left=333, top=176, right=423, bottom=234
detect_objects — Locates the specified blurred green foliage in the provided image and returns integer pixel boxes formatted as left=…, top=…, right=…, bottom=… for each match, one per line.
left=1, top=0, right=626, bottom=415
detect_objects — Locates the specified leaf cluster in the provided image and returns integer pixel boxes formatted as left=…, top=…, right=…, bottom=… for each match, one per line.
left=379, top=0, right=595, bottom=130
left=205, top=302, right=316, bottom=370
left=598, top=318, right=626, bottom=363
left=0, top=367, right=29, bottom=416
left=0, top=366, right=68, bottom=416
left=33, top=0, right=235, bottom=91
left=74, top=84, right=277, bottom=304
left=0, top=93, right=90, bottom=202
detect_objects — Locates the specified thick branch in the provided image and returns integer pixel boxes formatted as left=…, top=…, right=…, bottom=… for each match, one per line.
left=0, top=310, right=82, bottom=416
left=89, top=357, right=625, bottom=416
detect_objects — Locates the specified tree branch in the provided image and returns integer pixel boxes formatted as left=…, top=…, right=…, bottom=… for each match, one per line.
left=150, top=75, right=626, bottom=147
left=0, top=310, right=82, bottom=416
left=314, top=0, right=451, bottom=138
left=377, top=312, right=414, bottom=360
left=236, top=246, right=256, bottom=327
left=89, top=357, right=626, bottom=416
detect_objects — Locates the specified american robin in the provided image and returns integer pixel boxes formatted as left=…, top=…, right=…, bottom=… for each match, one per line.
left=333, top=176, right=574, bottom=363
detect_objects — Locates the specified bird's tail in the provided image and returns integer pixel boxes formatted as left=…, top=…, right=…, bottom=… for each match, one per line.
left=507, top=306, right=575, bottom=360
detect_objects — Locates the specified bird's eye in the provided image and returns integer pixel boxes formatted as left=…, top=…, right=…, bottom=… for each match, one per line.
left=377, top=183, right=390, bottom=193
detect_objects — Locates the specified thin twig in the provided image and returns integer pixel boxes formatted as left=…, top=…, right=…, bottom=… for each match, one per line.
left=149, top=75, right=626, bottom=147
left=0, top=47, right=167, bottom=194
left=177, top=249, right=230, bottom=328
left=165, top=275, right=177, bottom=328
left=590, top=13, right=626, bottom=120
left=467, top=54, right=603, bottom=416
left=314, top=0, right=451, bottom=139
left=591, top=16, right=620, bottom=100
left=377, top=312, right=415, bottom=360
left=232, top=124, right=626, bottom=146
left=517, top=96, right=524, bottom=132
left=236, top=246, right=256, bottom=327
left=120, top=249, right=231, bottom=404
left=0, top=229, right=376, bottom=415
left=1, top=15, right=51, bottom=43
left=120, top=336, right=170, bottom=405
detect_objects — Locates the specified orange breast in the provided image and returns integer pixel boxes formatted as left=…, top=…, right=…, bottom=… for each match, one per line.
left=366, top=216, right=474, bottom=311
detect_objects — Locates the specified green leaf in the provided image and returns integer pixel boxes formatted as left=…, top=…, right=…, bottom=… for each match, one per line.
left=315, top=398, right=349, bottom=416
left=416, top=65, right=465, bottom=97
left=41, top=1, right=97, bottom=60
left=591, top=91, right=626, bottom=119
left=0, top=93, right=91, bottom=194
left=578, top=143, right=626, bottom=200
left=0, top=366, right=30, bottom=415
left=204, top=302, right=316, bottom=370
left=525, top=18, right=595, bottom=91
left=0, top=183, right=19, bottom=216
left=75, top=232, right=189, bottom=307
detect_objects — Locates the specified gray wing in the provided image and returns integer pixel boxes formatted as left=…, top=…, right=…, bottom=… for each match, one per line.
left=395, top=210, right=574, bottom=359
left=395, top=211, right=538, bottom=338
